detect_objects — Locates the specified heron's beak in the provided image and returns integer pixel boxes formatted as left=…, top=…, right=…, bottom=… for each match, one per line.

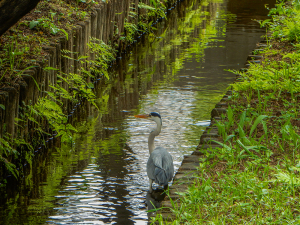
left=134, top=114, right=149, bottom=119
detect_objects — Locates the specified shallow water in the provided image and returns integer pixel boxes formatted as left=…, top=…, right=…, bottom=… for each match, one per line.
left=0, top=0, right=275, bottom=224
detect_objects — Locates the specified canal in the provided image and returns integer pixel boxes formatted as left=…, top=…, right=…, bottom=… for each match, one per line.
left=0, top=0, right=275, bottom=224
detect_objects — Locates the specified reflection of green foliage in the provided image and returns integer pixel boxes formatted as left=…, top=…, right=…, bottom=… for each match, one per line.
left=4, top=109, right=130, bottom=224
left=220, top=11, right=237, bottom=24
left=125, top=0, right=230, bottom=88
left=98, top=131, right=129, bottom=156
left=187, top=88, right=228, bottom=142
left=131, top=0, right=229, bottom=150
left=2, top=140, right=85, bottom=224
left=138, top=1, right=166, bottom=20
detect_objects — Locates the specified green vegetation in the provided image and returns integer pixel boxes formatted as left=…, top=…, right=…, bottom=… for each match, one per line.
left=0, top=38, right=116, bottom=182
left=120, top=0, right=167, bottom=44
left=0, top=0, right=101, bottom=82
left=0, top=0, right=177, bottom=183
left=152, top=0, right=300, bottom=223
left=0, top=0, right=169, bottom=83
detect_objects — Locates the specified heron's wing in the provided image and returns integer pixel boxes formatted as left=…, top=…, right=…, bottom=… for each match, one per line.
left=147, top=153, right=161, bottom=181
left=147, top=147, right=174, bottom=185
left=162, top=151, right=174, bottom=181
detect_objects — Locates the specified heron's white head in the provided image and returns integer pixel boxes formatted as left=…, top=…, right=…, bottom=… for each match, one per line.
left=134, top=112, right=162, bottom=125
left=135, top=112, right=162, bottom=152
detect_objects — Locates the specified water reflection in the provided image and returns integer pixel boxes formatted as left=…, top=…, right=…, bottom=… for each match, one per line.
left=0, top=0, right=275, bottom=224
left=146, top=190, right=166, bottom=219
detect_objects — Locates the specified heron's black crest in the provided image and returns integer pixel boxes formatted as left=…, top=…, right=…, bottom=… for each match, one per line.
left=149, top=112, right=161, bottom=119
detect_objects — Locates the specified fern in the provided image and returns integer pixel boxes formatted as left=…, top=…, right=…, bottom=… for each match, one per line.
left=138, top=2, right=156, bottom=10
left=0, top=156, right=19, bottom=179
left=0, top=134, right=33, bottom=180
left=87, top=38, right=116, bottom=79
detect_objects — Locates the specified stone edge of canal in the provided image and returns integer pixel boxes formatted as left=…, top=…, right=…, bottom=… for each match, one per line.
left=157, top=38, right=269, bottom=221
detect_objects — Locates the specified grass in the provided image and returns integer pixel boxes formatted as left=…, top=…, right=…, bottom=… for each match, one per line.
left=151, top=0, right=300, bottom=223
left=152, top=111, right=300, bottom=224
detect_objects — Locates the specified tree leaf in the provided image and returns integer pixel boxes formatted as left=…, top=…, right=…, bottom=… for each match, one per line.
left=29, top=20, right=39, bottom=29
left=44, top=66, right=59, bottom=71
left=66, top=124, right=78, bottom=132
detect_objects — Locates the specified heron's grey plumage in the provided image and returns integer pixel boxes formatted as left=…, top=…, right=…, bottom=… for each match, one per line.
left=147, top=147, right=174, bottom=186
left=135, top=112, right=174, bottom=193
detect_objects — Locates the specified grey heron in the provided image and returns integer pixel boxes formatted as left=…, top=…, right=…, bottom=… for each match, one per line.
left=134, top=112, right=174, bottom=193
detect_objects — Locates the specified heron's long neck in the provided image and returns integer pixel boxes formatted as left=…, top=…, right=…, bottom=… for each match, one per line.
left=148, top=120, right=161, bottom=154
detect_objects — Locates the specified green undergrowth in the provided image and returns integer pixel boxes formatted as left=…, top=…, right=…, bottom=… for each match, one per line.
left=152, top=0, right=300, bottom=223
left=0, top=0, right=102, bottom=84
left=0, top=0, right=167, bottom=84
left=0, top=37, right=116, bottom=183
left=154, top=108, right=300, bottom=223
left=122, top=0, right=167, bottom=44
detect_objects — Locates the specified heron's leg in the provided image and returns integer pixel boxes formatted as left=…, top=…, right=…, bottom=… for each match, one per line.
left=164, top=184, right=168, bottom=190
left=149, top=179, right=153, bottom=193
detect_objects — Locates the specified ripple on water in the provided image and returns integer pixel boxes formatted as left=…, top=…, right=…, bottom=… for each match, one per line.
left=81, top=173, right=95, bottom=177
left=77, top=207, right=98, bottom=212
left=194, top=120, right=211, bottom=126
left=78, top=220, right=114, bottom=224
left=128, top=190, right=143, bottom=196
left=48, top=215, right=73, bottom=220
left=68, top=179, right=85, bottom=182
left=69, top=175, right=82, bottom=178
left=79, top=198, right=102, bottom=202
left=71, top=194, right=97, bottom=199
left=54, top=195, right=69, bottom=198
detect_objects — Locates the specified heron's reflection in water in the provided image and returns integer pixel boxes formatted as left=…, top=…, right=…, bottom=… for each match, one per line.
left=146, top=189, right=167, bottom=220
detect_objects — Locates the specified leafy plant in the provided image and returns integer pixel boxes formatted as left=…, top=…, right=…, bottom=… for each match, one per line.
left=121, top=21, right=139, bottom=44
left=87, top=38, right=117, bottom=79
left=138, top=0, right=166, bottom=19
left=29, top=18, right=68, bottom=40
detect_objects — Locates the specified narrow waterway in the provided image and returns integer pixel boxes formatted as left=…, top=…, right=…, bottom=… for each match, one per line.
left=0, top=0, right=275, bottom=224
